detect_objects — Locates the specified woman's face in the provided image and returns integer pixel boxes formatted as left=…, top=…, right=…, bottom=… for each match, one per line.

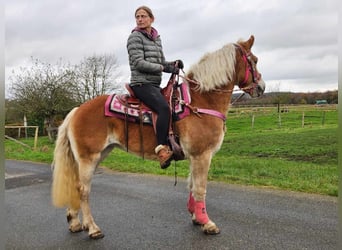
left=135, top=9, right=153, bottom=30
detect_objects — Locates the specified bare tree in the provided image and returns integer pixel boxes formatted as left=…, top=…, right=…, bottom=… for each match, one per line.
left=8, top=54, right=122, bottom=139
left=9, top=57, right=78, bottom=136
left=72, top=53, right=121, bottom=103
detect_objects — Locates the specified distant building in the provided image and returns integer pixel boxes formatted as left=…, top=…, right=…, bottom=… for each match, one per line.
left=315, top=100, right=328, bottom=105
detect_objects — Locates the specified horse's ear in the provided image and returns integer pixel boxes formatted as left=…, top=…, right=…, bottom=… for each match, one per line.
left=238, top=35, right=255, bottom=51
left=246, top=35, right=255, bottom=50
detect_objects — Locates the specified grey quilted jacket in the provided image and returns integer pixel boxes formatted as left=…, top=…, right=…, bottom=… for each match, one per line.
left=127, top=28, right=171, bottom=87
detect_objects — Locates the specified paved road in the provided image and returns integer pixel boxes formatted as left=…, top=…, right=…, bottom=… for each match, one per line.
left=5, top=160, right=337, bottom=250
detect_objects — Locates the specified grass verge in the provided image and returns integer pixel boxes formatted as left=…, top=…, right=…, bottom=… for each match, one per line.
left=5, top=126, right=337, bottom=196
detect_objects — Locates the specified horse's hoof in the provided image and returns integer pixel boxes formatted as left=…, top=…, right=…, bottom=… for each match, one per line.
left=89, top=231, right=105, bottom=239
left=203, top=227, right=220, bottom=235
left=202, top=221, right=220, bottom=235
left=69, top=224, right=83, bottom=233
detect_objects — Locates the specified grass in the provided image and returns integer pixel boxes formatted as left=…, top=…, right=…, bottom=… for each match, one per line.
left=211, top=127, right=337, bottom=195
left=5, top=106, right=338, bottom=196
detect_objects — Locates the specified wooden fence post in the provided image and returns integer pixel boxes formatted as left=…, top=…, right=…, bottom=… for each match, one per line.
left=321, top=111, right=326, bottom=126
left=33, top=126, right=39, bottom=150
left=252, top=114, right=255, bottom=129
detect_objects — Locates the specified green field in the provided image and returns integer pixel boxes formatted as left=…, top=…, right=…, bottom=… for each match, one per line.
left=5, top=105, right=338, bottom=196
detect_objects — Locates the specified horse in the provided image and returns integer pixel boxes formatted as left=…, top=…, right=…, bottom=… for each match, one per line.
left=51, top=35, right=265, bottom=239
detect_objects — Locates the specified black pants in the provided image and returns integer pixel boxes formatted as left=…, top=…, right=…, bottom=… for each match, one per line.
left=131, top=84, right=170, bottom=145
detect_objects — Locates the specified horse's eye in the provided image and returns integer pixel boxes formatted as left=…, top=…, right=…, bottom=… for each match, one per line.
left=254, top=56, right=258, bottom=64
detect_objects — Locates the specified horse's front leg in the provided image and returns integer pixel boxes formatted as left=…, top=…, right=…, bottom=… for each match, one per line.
left=79, top=160, right=104, bottom=239
left=188, top=152, right=220, bottom=235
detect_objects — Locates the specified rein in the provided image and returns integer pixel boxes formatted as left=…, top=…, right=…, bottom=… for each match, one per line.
left=178, top=74, right=227, bottom=121
left=179, top=100, right=226, bottom=121
left=179, top=70, right=249, bottom=121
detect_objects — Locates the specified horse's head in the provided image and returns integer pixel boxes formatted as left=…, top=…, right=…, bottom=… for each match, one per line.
left=235, top=35, right=265, bottom=98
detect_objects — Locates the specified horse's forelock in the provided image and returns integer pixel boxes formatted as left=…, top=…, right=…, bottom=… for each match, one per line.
left=186, top=43, right=236, bottom=92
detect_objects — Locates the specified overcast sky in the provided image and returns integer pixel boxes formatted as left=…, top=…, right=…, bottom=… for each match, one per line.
left=5, top=0, right=338, bottom=95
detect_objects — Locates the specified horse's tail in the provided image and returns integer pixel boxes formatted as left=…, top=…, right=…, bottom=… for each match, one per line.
left=51, top=108, right=81, bottom=210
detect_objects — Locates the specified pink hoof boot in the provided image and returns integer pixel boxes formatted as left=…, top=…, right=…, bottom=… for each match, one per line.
left=194, top=201, right=209, bottom=225
left=187, top=192, right=195, bottom=214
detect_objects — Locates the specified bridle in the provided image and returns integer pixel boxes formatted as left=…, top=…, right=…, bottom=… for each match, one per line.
left=234, top=44, right=262, bottom=96
left=181, top=44, right=262, bottom=96
left=175, top=44, right=263, bottom=120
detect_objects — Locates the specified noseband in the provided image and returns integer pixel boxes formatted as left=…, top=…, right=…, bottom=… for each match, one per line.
left=234, top=44, right=261, bottom=95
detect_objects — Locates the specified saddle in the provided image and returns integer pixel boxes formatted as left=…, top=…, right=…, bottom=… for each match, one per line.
left=118, top=85, right=151, bottom=112
left=108, top=74, right=186, bottom=161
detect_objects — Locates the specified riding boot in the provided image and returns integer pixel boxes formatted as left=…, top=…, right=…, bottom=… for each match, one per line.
left=155, top=145, right=173, bottom=169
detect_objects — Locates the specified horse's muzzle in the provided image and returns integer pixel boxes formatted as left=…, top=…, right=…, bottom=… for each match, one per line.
left=250, top=78, right=265, bottom=98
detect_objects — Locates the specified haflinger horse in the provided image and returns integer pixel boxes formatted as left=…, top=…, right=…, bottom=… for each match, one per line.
left=51, top=35, right=265, bottom=239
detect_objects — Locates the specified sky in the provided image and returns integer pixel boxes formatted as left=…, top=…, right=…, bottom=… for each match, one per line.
left=5, top=0, right=338, bottom=95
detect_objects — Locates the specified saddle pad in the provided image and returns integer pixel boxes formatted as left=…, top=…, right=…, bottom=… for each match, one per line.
left=104, top=94, right=152, bottom=124
left=104, top=83, right=191, bottom=123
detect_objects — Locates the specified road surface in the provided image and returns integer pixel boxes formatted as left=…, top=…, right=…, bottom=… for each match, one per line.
left=5, top=160, right=337, bottom=249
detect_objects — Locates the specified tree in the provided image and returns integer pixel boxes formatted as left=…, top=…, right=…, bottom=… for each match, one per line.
left=8, top=54, right=122, bottom=138
left=71, top=53, right=122, bottom=103
left=9, top=57, right=79, bottom=135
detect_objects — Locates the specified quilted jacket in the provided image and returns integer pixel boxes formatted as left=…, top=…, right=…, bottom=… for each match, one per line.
left=127, top=27, right=171, bottom=87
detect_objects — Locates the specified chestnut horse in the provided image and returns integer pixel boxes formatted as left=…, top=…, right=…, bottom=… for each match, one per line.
left=51, top=35, right=265, bottom=239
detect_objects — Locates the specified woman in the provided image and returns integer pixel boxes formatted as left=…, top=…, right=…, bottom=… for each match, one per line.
left=127, top=6, right=183, bottom=169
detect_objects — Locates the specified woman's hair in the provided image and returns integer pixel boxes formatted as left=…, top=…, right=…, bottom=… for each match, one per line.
left=135, top=5, right=154, bottom=19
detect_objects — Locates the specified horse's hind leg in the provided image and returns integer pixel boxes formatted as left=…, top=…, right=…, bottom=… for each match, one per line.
left=67, top=208, right=82, bottom=233
left=78, top=158, right=104, bottom=239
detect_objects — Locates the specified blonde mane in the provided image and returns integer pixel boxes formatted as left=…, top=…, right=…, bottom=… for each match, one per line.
left=186, top=43, right=236, bottom=92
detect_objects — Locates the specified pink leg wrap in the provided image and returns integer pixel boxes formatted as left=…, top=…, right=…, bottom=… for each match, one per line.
left=187, top=192, right=195, bottom=214
left=194, top=201, right=209, bottom=225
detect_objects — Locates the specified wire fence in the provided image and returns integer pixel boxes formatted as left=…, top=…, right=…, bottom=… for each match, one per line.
left=226, top=104, right=337, bottom=132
